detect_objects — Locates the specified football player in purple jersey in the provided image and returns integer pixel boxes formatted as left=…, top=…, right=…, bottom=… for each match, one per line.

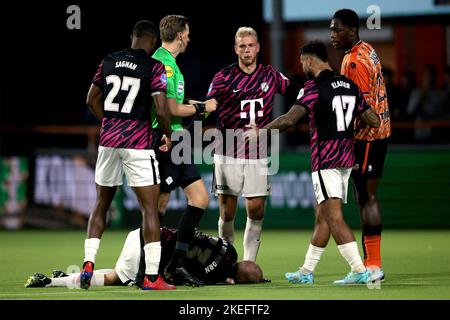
left=207, top=27, right=293, bottom=263
left=81, top=20, right=174, bottom=290
left=245, top=41, right=380, bottom=285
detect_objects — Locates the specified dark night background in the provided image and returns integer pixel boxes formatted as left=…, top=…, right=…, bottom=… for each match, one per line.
left=0, top=0, right=264, bottom=153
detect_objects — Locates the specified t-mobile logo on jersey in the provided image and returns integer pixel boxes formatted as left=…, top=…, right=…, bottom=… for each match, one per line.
left=240, top=98, right=264, bottom=127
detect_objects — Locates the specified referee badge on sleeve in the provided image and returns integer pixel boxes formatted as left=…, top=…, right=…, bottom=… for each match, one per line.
left=160, top=74, right=167, bottom=85
left=165, top=66, right=174, bottom=78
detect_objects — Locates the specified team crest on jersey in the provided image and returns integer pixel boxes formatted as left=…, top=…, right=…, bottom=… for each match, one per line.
left=177, top=81, right=184, bottom=96
left=165, top=66, right=174, bottom=78
left=297, top=88, right=304, bottom=99
left=160, top=73, right=167, bottom=85
left=261, top=82, right=269, bottom=93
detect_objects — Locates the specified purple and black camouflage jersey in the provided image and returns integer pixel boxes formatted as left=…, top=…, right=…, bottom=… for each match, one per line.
left=92, top=48, right=166, bottom=149
left=207, top=63, right=290, bottom=159
left=296, top=70, right=369, bottom=172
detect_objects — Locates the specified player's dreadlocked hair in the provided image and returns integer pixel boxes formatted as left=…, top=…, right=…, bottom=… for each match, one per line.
left=159, top=15, right=189, bottom=42
left=333, top=9, right=360, bottom=32
left=132, top=20, right=158, bottom=39
left=300, top=40, right=328, bottom=62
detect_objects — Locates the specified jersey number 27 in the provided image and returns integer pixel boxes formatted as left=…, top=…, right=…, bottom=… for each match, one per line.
left=104, top=75, right=140, bottom=113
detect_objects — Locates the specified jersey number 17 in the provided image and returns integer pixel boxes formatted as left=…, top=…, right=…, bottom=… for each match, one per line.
left=332, top=95, right=355, bottom=132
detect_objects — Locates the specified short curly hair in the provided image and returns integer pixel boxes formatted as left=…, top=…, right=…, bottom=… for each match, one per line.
left=132, top=20, right=158, bottom=39
left=333, top=9, right=360, bottom=32
left=300, top=40, right=328, bottom=62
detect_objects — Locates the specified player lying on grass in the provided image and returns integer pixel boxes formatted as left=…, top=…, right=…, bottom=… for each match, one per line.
left=25, top=228, right=264, bottom=288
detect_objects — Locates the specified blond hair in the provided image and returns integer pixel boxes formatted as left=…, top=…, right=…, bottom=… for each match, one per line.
left=235, top=27, right=258, bottom=44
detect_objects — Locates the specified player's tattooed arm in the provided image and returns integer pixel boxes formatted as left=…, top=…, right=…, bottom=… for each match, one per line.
left=244, top=104, right=306, bottom=142
left=360, top=108, right=381, bottom=128
left=264, top=104, right=307, bottom=134
left=86, top=84, right=104, bottom=120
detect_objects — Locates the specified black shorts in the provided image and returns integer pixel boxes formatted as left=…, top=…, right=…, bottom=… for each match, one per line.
left=153, top=129, right=201, bottom=193
left=351, top=138, right=388, bottom=179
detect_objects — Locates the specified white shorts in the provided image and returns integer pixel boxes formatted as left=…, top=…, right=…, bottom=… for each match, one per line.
left=213, top=154, right=271, bottom=197
left=311, top=168, right=352, bottom=204
left=115, top=229, right=141, bottom=284
left=95, top=146, right=160, bottom=187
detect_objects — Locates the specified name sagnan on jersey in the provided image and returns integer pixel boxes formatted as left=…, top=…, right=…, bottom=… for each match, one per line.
left=115, top=60, right=137, bottom=70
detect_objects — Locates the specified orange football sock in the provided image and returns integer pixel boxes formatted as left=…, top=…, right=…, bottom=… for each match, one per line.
left=364, top=235, right=381, bottom=268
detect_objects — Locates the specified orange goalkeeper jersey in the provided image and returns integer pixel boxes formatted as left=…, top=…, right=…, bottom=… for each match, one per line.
left=341, top=41, right=391, bottom=141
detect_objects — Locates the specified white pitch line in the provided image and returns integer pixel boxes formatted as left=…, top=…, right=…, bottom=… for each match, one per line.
left=0, top=285, right=290, bottom=297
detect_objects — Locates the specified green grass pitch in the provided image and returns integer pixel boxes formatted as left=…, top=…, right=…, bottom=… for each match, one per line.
left=1, top=229, right=449, bottom=300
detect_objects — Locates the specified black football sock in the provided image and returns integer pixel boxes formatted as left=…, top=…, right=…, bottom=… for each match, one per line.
left=171, top=205, right=205, bottom=267
left=145, top=274, right=158, bottom=282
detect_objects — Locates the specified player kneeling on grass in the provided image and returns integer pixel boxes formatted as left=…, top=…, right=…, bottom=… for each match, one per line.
left=25, top=228, right=264, bottom=288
